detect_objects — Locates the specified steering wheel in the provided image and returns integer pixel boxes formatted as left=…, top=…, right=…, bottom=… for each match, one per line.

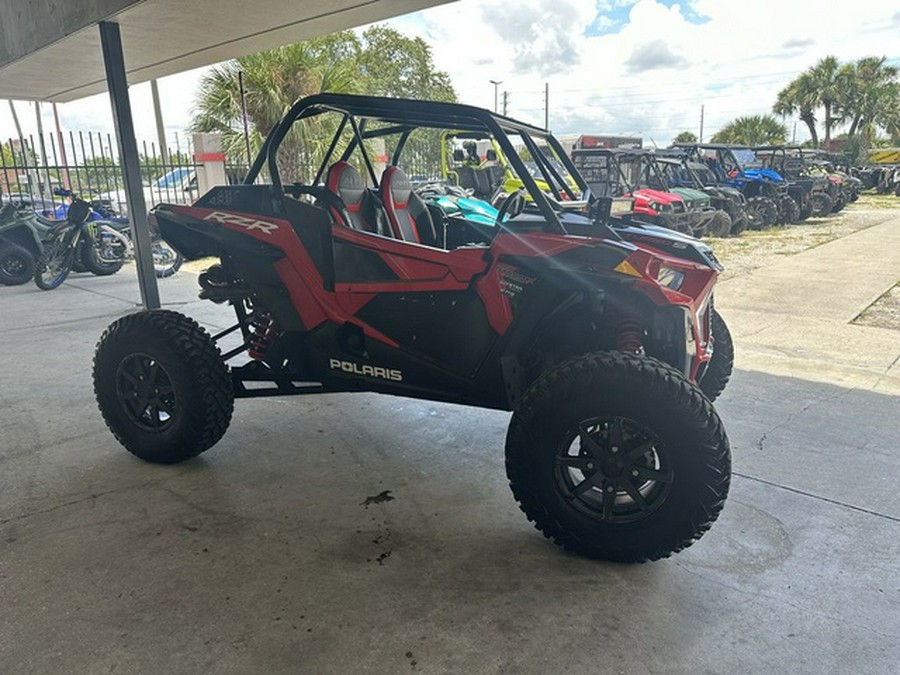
left=495, top=190, right=526, bottom=225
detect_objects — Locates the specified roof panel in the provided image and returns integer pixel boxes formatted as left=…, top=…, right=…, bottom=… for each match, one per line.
left=0, top=0, right=451, bottom=102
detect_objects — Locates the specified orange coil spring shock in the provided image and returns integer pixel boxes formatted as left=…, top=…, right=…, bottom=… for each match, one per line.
left=248, top=313, right=280, bottom=360
left=616, top=318, right=645, bottom=354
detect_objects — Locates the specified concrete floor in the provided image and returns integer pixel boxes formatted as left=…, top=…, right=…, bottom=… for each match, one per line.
left=1, top=216, right=899, bottom=673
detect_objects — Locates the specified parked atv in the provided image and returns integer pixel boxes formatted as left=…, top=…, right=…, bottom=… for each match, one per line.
left=752, top=146, right=835, bottom=218
left=93, top=93, right=731, bottom=563
left=674, top=143, right=794, bottom=228
left=653, top=154, right=740, bottom=236
left=571, top=147, right=698, bottom=236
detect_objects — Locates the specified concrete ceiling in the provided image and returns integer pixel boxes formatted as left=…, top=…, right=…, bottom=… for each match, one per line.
left=0, top=0, right=452, bottom=102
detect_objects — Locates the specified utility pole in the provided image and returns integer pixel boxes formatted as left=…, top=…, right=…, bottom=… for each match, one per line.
left=699, top=104, right=705, bottom=143
left=502, top=91, right=508, bottom=116
left=544, top=82, right=549, bottom=130
left=150, top=79, right=168, bottom=164
left=7, top=100, right=23, bottom=147
left=489, top=79, right=502, bottom=113
left=239, top=71, right=252, bottom=169
left=792, top=121, right=797, bottom=144
left=51, top=103, right=70, bottom=189
left=33, top=102, right=52, bottom=197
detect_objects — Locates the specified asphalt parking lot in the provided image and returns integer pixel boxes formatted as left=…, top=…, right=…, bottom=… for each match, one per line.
left=1, top=212, right=898, bottom=673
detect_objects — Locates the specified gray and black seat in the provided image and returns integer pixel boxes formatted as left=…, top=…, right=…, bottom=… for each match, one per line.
left=379, top=166, right=439, bottom=247
left=324, top=161, right=392, bottom=236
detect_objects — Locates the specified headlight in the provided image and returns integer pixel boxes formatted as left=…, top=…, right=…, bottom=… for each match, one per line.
left=657, top=264, right=685, bottom=291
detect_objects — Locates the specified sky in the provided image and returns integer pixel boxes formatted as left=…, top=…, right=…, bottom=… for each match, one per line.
left=1, top=0, right=898, bottom=151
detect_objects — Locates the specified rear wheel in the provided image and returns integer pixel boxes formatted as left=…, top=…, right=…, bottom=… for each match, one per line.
left=505, top=351, right=730, bottom=562
left=706, top=211, right=732, bottom=237
left=698, top=309, right=733, bottom=402
left=0, top=242, right=36, bottom=285
left=152, top=237, right=183, bottom=278
left=831, top=194, right=846, bottom=213
left=745, top=196, right=777, bottom=229
left=93, top=310, right=234, bottom=464
left=34, top=242, right=74, bottom=290
left=779, top=196, right=800, bottom=224
left=80, top=239, right=124, bottom=276
left=729, top=208, right=748, bottom=235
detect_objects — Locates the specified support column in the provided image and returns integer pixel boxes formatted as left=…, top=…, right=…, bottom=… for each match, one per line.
left=99, top=20, right=160, bottom=310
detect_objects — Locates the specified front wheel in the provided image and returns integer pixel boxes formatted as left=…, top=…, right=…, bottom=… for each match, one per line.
left=698, top=309, right=733, bottom=402
left=34, top=242, right=74, bottom=290
left=779, top=196, right=800, bottom=224
left=505, top=351, right=730, bottom=562
left=744, top=196, right=777, bottom=229
left=93, top=310, right=234, bottom=464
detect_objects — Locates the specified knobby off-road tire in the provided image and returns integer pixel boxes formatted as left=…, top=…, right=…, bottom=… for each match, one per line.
left=698, top=309, right=733, bottom=402
left=744, top=196, right=778, bottom=229
left=707, top=210, right=732, bottom=237
left=779, top=196, right=800, bottom=224
left=831, top=194, right=846, bottom=213
left=0, top=242, right=36, bottom=285
left=810, top=192, right=833, bottom=217
left=80, top=239, right=124, bottom=276
left=93, top=310, right=234, bottom=464
left=34, top=242, right=74, bottom=290
left=730, top=209, right=748, bottom=235
left=505, top=351, right=731, bottom=562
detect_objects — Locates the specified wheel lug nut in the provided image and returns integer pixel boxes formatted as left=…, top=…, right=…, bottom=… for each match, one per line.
left=586, top=462, right=594, bottom=469
left=606, top=486, right=615, bottom=493
left=632, top=470, right=639, bottom=477
left=611, top=446, right=618, bottom=453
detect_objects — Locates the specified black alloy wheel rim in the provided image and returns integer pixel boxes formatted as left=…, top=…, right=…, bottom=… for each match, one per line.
left=115, top=353, right=177, bottom=431
left=555, top=416, right=673, bottom=524
left=1, top=253, right=25, bottom=275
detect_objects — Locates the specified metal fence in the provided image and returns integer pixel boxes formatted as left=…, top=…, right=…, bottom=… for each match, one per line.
left=0, top=131, right=248, bottom=216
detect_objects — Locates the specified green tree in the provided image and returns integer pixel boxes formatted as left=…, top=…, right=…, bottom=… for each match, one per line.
left=807, top=56, right=842, bottom=145
left=711, top=115, right=787, bottom=145
left=672, top=131, right=697, bottom=143
left=190, top=27, right=457, bottom=183
left=773, top=73, right=819, bottom=146
left=357, top=26, right=456, bottom=102
left=836, top=57, right=900, bottom=142
left=191, top=34, right=362, bottom=183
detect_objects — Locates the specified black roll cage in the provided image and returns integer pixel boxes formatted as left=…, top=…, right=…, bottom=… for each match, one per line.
left=242, top=93, right=591, bottom=235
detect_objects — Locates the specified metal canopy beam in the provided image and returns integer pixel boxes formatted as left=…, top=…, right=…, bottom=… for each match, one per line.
left=0, top=0, right=453, bottom=102
left=99, top=20, right=160, bottom=310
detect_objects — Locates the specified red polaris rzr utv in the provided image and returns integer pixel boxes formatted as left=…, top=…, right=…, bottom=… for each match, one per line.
left=93, top=94, right=730, bottom=562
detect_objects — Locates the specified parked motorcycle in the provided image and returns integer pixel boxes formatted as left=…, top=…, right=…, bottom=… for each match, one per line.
left=32, top=191, right=182, bottom=290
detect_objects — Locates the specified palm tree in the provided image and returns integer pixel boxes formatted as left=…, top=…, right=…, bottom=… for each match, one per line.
left=836, top=57, right=900, bottom=141
left=806, top=56, right=843, bottom=145
left=191, top=34, right=362, bottom=183
left=191, top=28, right=457, bottom=184
left=773, top=74, right=818, bottom=146
left=711, top=115, right=787, bottom=145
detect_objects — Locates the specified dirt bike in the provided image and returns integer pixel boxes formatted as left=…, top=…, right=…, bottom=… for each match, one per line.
left=33, top=192, right=182, bottom=290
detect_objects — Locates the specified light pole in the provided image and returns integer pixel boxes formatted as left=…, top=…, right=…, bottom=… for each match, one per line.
left=489, top=79, right=502, bottom=113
